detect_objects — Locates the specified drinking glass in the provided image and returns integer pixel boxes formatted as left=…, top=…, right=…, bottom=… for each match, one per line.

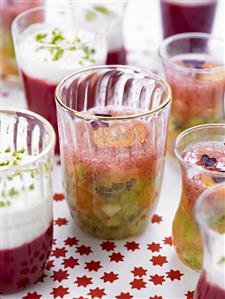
left=158, top=33, right=225, bottom=156
left=195, top=183, right=225, bottom=299
left=0, top=109, right=55, bottom=293
left=173, top=124, right=225, bottom=271
left=55, top=65, right=171, bottom=239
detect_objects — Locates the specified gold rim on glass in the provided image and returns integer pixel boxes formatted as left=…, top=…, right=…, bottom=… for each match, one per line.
left=55, top=65, right=172, bottom=121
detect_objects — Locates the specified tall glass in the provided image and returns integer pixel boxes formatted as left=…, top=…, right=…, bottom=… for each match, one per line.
left=55, top=65, right=171, bottom=239
left=173, top=124, right=225, bottom=271
left=0, top=0, right=42, bottom=80
left=195, top=184, right=225, bottom=299
left=12, top=6, right=108, bottom=153
left=160, top=0, right=218, bottom=38
left=0, top=109, right=55, bottom=293
left=158, top=33, right=225, bottom=155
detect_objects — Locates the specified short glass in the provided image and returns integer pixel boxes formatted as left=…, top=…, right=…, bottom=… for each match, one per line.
left=194, top=183, right=225, bottom=299
left=12, top=6, right=108, bottom=153
left=0, top=0, right=42, bottom=80
left=0, top=109, right=55, bottom=293
left=160, top=0, right=218, bottom=38
left=158, top=33, right=225, bottom=156
left=55, top=65, right=171, bottom=239
left=173, top=124, right=225, bottom=271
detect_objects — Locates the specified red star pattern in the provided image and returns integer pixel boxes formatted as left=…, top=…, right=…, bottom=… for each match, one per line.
left=151, top=214, right=162, bottom=224
left=147, top=242, right=161, bottom=252
left=85, top=261, right=102, bottom=272
left=74, top=275, right=92, bottom=287
left=100, top=241, right=116, bottom=251
left=73, top=297, right=88, bottom=299
left=54, top=218, right=68, bottom=227
left=51, top=269, right=69, bottom=282
left=149, top=274, right=165, bottom=285
left=130, top=278, right=146, bottom=290
left=125, top=241, right=140, bottom=251
left=109, top=252, right=124, bottom=263
left=64, top=236, right=79, bottom=247
left=50, top=286, right=69, bottom=298
left=185, top=291, right=195, bottom=299
left=88, top=287, right=106, bottom=299
left=149, top=296, right=162, bottom=299
left=62, top=256, right=79, bottom=269
left=163, top=236, right=173, bottom=246
left=166, top=269, right=184, bottom=281
left=76, top=245, right=92, bottom=256
left=53, top=193, right=65, bottom=202
left=101, top=271, right=119, bottom=283
left=45, top=260, right=54, bottom=271
left=150, top=255, right=168, bottom=267
left=36, top=273, right=47, bottom=283
left=23, top=292, right=42, bottom=299
left=116, top=293, right=133, bottom=299
left=131, top=266, right=147, bottom=277
left=51, top=247, right=67, bottom=258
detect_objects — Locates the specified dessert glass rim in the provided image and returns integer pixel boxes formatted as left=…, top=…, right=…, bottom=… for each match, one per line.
left=55, top=64, right=172, bottom=121
left=158, top=32, right=225, bottom=74
left=195, top=183, right=225, bottom=239
left=174, top=123, right=225, bottom=177
left=12, top=5, right=107, bottom=48
left=0, top=109, right=56, bottom=174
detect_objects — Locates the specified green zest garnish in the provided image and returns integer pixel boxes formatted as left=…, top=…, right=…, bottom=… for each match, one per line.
left=5, top=147, right=11, bottom=153
left=0, top=160, right=10, bottom=167
left=94, top=6, right=112, bottom=15
left=85, top=9, right=97, bottom=21
left=8, top=187, right=19, bottom=197
left=0, top=201, right=11, bottom=207
left=218, top=256, right=225, bottom=265
left=29, top=183, right=35, bottom=190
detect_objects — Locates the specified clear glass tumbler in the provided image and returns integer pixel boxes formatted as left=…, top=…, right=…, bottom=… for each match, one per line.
left=195, top=183, right=225, bottom=299
left=0, top=109, right=55, bottom=293
left=173, top=124, right=225, bottom=271
left=55, top=65, right=171, bottom=239
left=158, top=33, right=225, bottom=156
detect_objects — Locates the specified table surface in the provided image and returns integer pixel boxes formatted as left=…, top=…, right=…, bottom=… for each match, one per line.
left=1, top=1, right=224, bottom=298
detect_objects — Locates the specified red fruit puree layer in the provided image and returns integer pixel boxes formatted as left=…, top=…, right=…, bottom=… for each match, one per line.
left=0, top=222, right=53, bottom=294
left=21, top=71, right=59, bottom=153
left=107, top=47, right=126, bottom=65
left=195, top=271, right=225, bottom=299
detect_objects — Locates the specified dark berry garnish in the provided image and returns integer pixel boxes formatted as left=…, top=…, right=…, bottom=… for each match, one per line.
left=90, top=120, right=109, bottom=129
left=198, top=154, right=217, bottom=168
left=212, top=177, right=225, bottom=183
left=182, top=59, right=205, bottom=69
left=95, top=113, right=112, bottom=117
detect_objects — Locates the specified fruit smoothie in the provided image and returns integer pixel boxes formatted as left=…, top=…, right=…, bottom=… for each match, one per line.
left=160, top=0, right=217, bottom=38
left=173, top=141, right=225, bottom=270
left=62, top=107, right=165, bottom=239
left=0, top=148, right=53, bottom=293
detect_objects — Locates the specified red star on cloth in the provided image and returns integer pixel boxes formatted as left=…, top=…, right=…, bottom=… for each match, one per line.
left=51, top=247, right=67, bottom=258
left=125, top=241, right=140, bottom=251
left=76, top=245, right=93, bottom=256
left=185, top=291, right=195, bottom=299
left=46, top=260, right=55, bottom=271
left=74, top=275, right=93, bottom=287
left=149, top=296, right=163, bottom=299
left=151, top=214, right=162, bottom=223
left=130, top=278, right=146, bottom=290
left=115, top=293, right=133, bottom=299
left=101, top=271, right=119, bottom=283
left=54, top=218, right=68, bottom=227
left=50, top=286, right=69, bottom=298
left=88, top=287, right=106, bottom=299
left=51, top=269, right=69, bottom=282
left=131, top=266, right=147, bottom=277
left=147, top=242, right=161, bottom=252
left=23, top=292, right=42, bottom=299
left=64, top=236, right=79, bottom=247
left=73, top=297, right=88, bottom=299
left=163, top=236, right=173, bottom=246
left=62, top=256, right=79, bottom=269
left=100, top=241, right=116, bottom=252
left=53, top=193, right=65, bottom=202
left=85, top=260, right=102, bottom=272
left=166, top=269, right=184, bottom=281
left=109, top=252, right=124, bottom=263
left=149, top=274, right=165, bottom=285
left=36, top=273, right=47, bottom=283
left=150, top=255, right=168, bottom=267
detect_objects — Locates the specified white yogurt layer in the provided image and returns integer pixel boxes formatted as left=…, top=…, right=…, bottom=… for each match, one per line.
left=16, top=24, right=107, bottom=84
left=0, top=150, right=53, bottom=249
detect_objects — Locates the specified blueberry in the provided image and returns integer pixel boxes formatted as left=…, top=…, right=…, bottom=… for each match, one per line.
left=90, top=120, right=109, bottom=129
left=90, top=121, right=99, bottom=129
left=206, top=158, right=217, bottom=167
left=182, top=59, right=205, bottom=69
left=212, top=177, right=225, bottom=183
left=95, top=113, right=112, bottom=117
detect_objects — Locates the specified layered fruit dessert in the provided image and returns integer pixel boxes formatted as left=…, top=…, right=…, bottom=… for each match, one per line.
left=160, top=0, right=217, bottom=38
left=16, top=25, right=107, bottom=153
left=0, top=148, right=53, bottom=293
left=62, top=107, right=165, bottom=239
left=165, top=54, right=225, bottom=155
left=173, top=141, right=225, bottom=270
